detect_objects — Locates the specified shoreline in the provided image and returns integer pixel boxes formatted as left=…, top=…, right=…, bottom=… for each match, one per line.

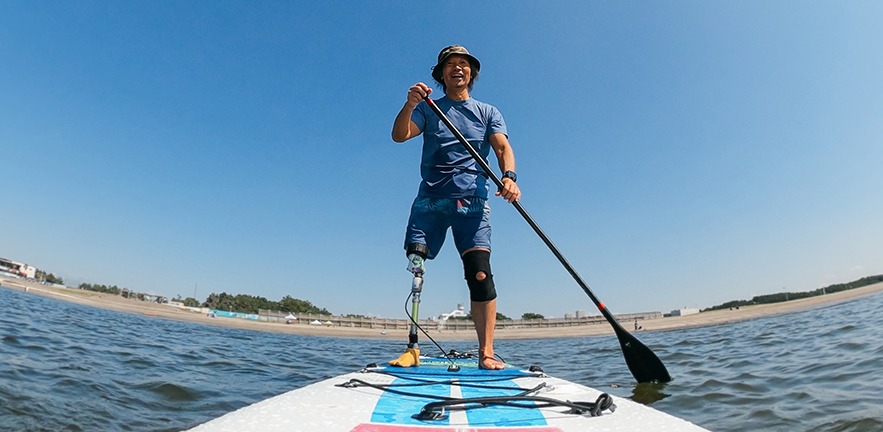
left=4, top=278, right=882, bottom=341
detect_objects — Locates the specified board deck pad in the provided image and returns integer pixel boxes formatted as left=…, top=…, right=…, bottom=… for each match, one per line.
left=187, top=356, right=710, bottom=431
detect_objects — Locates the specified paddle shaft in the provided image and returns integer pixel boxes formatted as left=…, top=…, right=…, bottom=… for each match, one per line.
left=424, top=99, right=611, bottom=318
left=424, top=97, right=671, bottom=383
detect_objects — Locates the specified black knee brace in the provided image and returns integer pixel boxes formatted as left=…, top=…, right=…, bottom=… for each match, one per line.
left=406, top=243, right=430, bottom=259
left=462, top=250, right=496, bottom=302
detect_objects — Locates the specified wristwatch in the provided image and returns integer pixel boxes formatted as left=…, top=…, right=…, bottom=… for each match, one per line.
left=502, top=170, right=517, bottom=182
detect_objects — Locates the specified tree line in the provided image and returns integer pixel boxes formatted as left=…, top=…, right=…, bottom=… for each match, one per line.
left=79, top=282, right=124, bottom=295
left=198, top=292, right=330, bottom=315
left=703, top=274, right=883, bottom=312
left=72, top=280, right=330, bottom=315
left=35, top=269, right=64, bottom=285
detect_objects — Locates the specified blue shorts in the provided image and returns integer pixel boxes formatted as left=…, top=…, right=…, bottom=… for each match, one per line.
left=404, top=197, right=491, bottom=260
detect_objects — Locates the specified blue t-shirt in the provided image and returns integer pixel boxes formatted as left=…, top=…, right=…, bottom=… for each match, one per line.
left=411, top=96, right=508, bottom=199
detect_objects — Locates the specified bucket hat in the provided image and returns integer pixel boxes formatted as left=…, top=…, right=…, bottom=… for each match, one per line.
left=431, top=45, right=480, bottom=85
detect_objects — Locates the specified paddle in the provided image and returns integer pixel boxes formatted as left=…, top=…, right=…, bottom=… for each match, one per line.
left=424, top=96, right=671, bottom=383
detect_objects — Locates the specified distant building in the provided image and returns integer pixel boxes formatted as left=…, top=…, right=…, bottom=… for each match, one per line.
left=0, top=257, right=37, bottom=279
left=435, top=303, right=468, bottom=321
left=564, top=310, right=588, bottom=319
left=670, top=308, right=700, bottom=317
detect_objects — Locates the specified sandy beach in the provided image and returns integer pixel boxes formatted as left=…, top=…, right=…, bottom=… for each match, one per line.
left=3, top=277, right=882, bottom=341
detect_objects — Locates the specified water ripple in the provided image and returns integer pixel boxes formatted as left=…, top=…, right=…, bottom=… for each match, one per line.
left=2, top=287, right=883, bottom=431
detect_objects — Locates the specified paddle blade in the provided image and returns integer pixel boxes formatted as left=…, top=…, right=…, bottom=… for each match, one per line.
left=615, top=326, right=672, bottom=383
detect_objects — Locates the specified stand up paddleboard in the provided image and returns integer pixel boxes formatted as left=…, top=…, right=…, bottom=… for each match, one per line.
left=187, top=354, right=708, bottom=431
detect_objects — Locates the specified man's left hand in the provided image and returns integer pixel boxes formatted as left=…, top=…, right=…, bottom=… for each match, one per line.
left=496, top=178, right=521, bottom=203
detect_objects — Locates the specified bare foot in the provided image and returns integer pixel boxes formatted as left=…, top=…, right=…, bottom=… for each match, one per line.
left=479, top=356, right=505, bottom=370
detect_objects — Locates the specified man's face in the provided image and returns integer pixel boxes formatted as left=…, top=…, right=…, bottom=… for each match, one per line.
left=442, top=54, right=472, bottom=90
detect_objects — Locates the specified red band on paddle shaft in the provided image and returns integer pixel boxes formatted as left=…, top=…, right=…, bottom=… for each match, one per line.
left=599, top=302, right=606, bottom=311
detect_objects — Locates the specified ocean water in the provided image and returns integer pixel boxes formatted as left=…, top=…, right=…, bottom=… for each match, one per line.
left=1, top=287, right=882, bottom=431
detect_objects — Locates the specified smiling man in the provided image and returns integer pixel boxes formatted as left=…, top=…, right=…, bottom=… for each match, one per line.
left=390, top=45, right=520, bottom=370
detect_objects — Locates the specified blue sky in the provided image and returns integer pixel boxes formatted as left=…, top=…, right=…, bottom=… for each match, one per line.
left=2, top=1, right=881, bottom=319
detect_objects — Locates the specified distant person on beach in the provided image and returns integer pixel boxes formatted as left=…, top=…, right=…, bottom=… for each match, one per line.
left=390, top=45, right=521, bottom=370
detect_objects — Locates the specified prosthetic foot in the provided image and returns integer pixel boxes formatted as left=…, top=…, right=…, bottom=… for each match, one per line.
left=388, top=347, right=420, bottom=367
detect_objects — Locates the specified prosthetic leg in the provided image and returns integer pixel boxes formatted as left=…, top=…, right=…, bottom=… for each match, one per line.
left=389, top=250, right=426, bottom=367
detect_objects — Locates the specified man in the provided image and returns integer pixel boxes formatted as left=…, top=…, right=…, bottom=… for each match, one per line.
left=390, top=45, right=520, bottom=370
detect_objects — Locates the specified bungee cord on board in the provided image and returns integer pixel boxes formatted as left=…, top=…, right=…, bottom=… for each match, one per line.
left=336, top=367, right=616, bottom=421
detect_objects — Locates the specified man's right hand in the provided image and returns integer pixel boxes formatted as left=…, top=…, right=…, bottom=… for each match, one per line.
left=406, top=83, right=432, bottom=108
left=393, top=83, right=431, bottom=142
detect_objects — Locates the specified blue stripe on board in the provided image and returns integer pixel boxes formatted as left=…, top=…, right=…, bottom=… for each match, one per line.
left=370, top=362, right=547, bottom=427
left=383, top=361, right=535, bottom=379
left=370, top=376, right=451, bottom=425
left=460, top=375, right=547, bottom=427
